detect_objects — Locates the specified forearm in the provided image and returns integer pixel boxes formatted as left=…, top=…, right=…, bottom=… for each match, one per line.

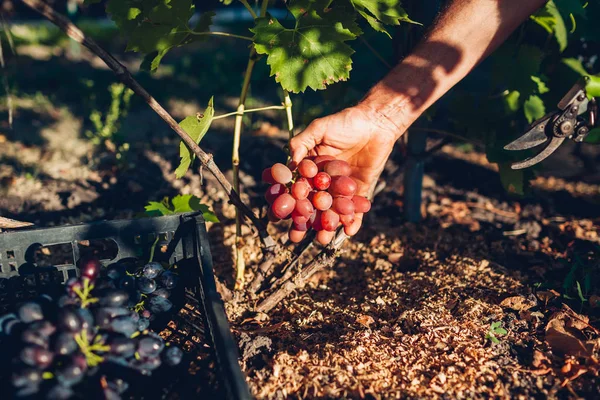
left=360, top=0, right=547, bottom=138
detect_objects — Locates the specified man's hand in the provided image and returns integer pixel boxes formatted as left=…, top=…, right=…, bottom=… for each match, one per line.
left=289, top=104, right=402, bottom=235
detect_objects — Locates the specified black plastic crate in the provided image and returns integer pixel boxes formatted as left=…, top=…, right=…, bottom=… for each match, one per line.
left=0, top=212, right=251, bottom=400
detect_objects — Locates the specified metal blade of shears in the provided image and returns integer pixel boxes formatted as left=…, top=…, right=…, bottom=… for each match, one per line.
left=510, top=136, right=565, bottom=170
left=557, top=76, right=588, bottom=110
left=504, top=113, right=554, bottom=151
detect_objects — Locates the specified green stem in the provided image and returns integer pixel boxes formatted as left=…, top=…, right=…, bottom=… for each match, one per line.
left=260, top=0, right=269, bottom=16
left=233, top=53, right=258, bottom=290
left=183, top=30, right=254, bottom=41
left=239, top=0, right=258, bottom=19
left=213, top=105, right=286, bottom=120
left=283, top=90, right=294, bottom=141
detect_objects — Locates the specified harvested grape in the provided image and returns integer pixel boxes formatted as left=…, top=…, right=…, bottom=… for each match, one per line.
left=261, top=167, right=276, bottom=184
left=313, top=172, right=331, bottom=190
left=313, top=155, right=336, bottom=170
left=323, top=160, right=351, bottom=177
left=339, top=213, right=355, bottom=227
left=312, top=191, right=333, bottom=211
left=265, top=184, right=288, bottom=204
left=271, top=193, right=296, bottom=219
left=270, top=163, right=293, bottom=184
left=321, top=210, right=340, bottom=231
left=289, top=229, right=306, bottom=243
left=332, top=197, right=355, bottom=215
left=316, top=230, right=335, bottom=245
left=297, top=159, right=318, bottom=178
left=329, top=176, right=357, bottom=197
left=294, top=198, right=314, bottom=217
left=352, top=195, right=371, bottom=213
left=291, top=178, right=311, bottom=200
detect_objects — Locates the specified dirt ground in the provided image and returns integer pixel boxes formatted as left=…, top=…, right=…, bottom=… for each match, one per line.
left=1, top=32, right=599, bottom=400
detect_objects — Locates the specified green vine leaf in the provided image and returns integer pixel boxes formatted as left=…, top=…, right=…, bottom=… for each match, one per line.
left=145, top=195, right=219, bottom=222
left=523, top=95, right=546, bottom=124
left=251, top=0, right=358, bottom=93
left=349, top=0, right=418, bottom=37
left=175, top=97, right=214, bottom=179
left=584, top=128, right=600, bottom=144
left=106, top=0, right=214, bottom=71
left=531, top=1, right=567, bottom=51
left=561, top=58, right=600, bottom=98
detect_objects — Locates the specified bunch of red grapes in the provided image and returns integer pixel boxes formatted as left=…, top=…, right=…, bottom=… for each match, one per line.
left=262, top=155, right=371, bottom=245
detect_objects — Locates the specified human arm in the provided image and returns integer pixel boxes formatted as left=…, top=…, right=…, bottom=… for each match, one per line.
left=289, top=0, right=548, bottom=238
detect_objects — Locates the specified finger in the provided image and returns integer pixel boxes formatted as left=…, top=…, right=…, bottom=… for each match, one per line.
left=316, top=230, right=335, bottom=245
left=344, top=212, right=363, bottom=236
left=289, top=119, right=326, bottom=164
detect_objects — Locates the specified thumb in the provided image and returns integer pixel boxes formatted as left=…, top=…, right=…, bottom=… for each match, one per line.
left=289, top=119, right=326, bottom=163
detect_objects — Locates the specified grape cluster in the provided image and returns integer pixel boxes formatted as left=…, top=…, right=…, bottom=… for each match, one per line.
left=0, top=257, right=183, bottom=399
left=263, top=156, right=371, bottom=245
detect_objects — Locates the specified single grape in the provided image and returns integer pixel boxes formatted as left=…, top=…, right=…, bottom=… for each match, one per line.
left=21, top=327, right=49, bottom=348
left=317, top=230, right=335, bottom=245
left=137, top=277, right=157, bottom=294
left=57, top=309, right=82, bottom=333
left=294, top=198, right=314, bottom=217
left=291, top=210, right=310, bottom=225
left=162, top=346, right=184, bottom=366
left=17, top=302, right=44, bottom=324
left=28, top=320, right=56, bottom=338
left=329, top=176, right=358, bottom=197
left=95, top=307, right=130, bottom=328
left=333, top=197, right=355, bottom=215
left=137, top=317, right=150, bottom=331
left=55, top=357, right=86, bottom=387
left=270, top=163, right=293, bottom=184
left=147, top=296, right=173, bottom=314
left=118, top=276, right=136, bottom=291
left=99, top=289, right=130, bottom=307
left=106, top=264, right=126, bottom=281
left=53, top=332, right=78, bottom=356
left=312, top=191, right=333, bottom=211
left=321, top=210, right=340, bottom=231
left=143, top=262, right=164, bottom=279
left=109, top=317, right=138, bottom=337
left=79, top=256, right=102, bottom=281
left=313, top=155, right=336, bottom=170
left=47, top=384, right=74, bottom=400
left=271, top=193, right=296, bottom=219
left=109, top=337, right=137, bottom=358
left=141, top=310, right=151, bottom=319
left=153, top=288, right=171, bottom=299
left=297, top=159, right=318, bottom=178
left=339, top=213, right=355, bottom=227
left=107, top=378, right=129, bottom=395
left=135, top=356, right=162, bottom=372
left=12, top=369, right=42, bottom=388
left=323, top=160, right=351, bottom=177
left=261, top=167, right=276, bottom=184
left=20, top=346, right=54, bottom=369
left=265, top=183, right=288, bottom=204
left=138, top=336, right=164, bottom=358
left=313, top=172, right=331, bottom=190
left=291, top=178, right=311, bottom=200
left=312, top=211, right=323, bottom=231
left=352, top=195, right=372, bottom=213
left=159, top=271, right=179, bottom=290
left=289, top=229, right=306, bottom=243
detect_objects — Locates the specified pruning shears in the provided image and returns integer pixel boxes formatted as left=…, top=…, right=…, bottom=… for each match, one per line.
left=504, top=77, right=598, bottom=169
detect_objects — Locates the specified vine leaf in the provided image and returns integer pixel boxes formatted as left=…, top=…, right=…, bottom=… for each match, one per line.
left=524, top=95, right=545, bottom=124
left=584, top=128, right=600, bottom=144
left=531, top=1, right=567, bottom=51
left=562, top=58, right=600, bottom=98
left=175, top=97, right=214, bottom=179
left=349, top=0, right=418, bottom=37
left=106, top=0, right=213, bottom=72
left=145, top=195, right=219, bottom=222
left=251, top=0, right=358, bottom=93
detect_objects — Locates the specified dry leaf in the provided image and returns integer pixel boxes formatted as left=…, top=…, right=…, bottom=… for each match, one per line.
left=532, top=350, right=551, bottom=369
left=536, top=290, right=559, bottom=305
left=356, top=314, right=375, bottom=328
left=545, top=306, right=596, bottom=358
left=500, top=295, right=537, bottom=311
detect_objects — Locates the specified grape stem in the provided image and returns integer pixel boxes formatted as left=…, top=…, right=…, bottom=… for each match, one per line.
left=213, top=105, right=286, bottom=120
left=18, top=0, right=277, bottom=251
left=239, top=0, right=258, bottom=19
left=72, top=278, right=99, bottom=308
left=74, top=329, right=110, bottom=367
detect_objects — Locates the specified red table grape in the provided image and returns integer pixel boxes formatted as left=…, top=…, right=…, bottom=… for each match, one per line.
left=313, top=172, right=331, bottom=190
left=297, top=159, right=318, bottom=178
left=323, top=160, right=351, bottom=177
left=271, top=163, right=293, bottom=184
left=352, top=195, right=371, bottom=213
left=271, top=193, right=296, bottom=219
left=329, top=176, right=357, bottom=197
left=312, top=191, right=332, bottom=211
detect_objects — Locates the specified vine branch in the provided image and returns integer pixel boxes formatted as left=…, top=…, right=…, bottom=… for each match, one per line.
left=18, top=0, right=276, bottom=250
